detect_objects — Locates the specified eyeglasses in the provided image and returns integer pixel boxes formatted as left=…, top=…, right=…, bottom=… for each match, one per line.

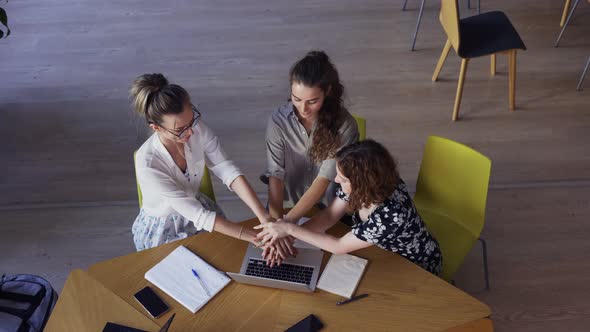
left=155, top=105, right=202, bottom=139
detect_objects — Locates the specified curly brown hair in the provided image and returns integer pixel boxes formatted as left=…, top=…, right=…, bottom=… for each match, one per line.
left=290, top=50, right=347, bottom=163
left=336, top=140, right=400, bottom=211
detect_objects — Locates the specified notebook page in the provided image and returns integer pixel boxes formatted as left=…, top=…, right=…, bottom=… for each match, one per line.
left=316, top=254, right=368, bottom=298
left=145, top=246, right=230, bottom=313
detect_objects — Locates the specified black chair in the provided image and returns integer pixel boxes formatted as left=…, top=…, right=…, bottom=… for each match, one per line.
left=402, top=0, right=481, bottom=51
left=432, top=0, right=526, bottom=121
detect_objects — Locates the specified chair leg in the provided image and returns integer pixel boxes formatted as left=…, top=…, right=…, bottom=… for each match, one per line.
left=490, top=54, right=496, bottom=76
left=467, top=0, right=471, bottom=9
left=478, top=238, right=490, bottom=291
left=576, top=56, right=590, bottom=91
left=452, top=58, right=469, bottom=121
left=432, top=39, right=452, bottom=82
left=508, top=50, right=517, bottom=111
left=402, top=0, right=409, bottom=11
left=411, top=0, right=426, bottom=51
left=560, top=0, right=571, bottom=27
left=555, top=0, right=580, bottom=47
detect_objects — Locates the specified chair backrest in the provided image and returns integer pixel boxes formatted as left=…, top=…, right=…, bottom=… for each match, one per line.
left=198, top=167, right=216, bottom=202
left=134, top=151, right=143, bottom=207
left=439, top=0, right=461, bottom=52
left=417, top=208, right=477, bottom=281
left=414, top=136, right=491, bottom=237
left=352, top=114, right=366, bottom=141
left=133, top=151, right=216, bottom=208
left=413, top=136, right=491, bottom=280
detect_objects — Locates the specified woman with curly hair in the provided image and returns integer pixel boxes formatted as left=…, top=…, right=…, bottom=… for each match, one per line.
left=263, top=50, right=359, bottom=224
left=255, top=140, right=442, bottom=275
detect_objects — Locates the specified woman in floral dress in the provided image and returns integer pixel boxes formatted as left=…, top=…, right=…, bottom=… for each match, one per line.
left=255, top=139, right=442, bottom=275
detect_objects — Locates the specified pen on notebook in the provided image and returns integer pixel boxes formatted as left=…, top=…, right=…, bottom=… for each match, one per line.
left=336, top=293, right=368, bottom=306
left=191, top=268, right=211, bottom=297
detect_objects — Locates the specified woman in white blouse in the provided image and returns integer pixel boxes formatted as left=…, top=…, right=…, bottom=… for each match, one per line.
left=130, top=73, right=295, bottom=257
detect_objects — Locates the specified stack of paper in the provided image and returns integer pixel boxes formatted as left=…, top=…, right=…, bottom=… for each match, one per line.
left=145, top=246, right=230, bottom=313
left=316, top=254, right=368, bottom=298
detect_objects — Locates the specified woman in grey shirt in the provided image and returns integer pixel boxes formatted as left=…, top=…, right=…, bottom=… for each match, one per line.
left=264, top=50, right=359, bottom=224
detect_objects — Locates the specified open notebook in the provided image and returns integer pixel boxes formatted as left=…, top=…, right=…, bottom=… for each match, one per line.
left=145, top=246, right=230, bottom=314
left=316, top=254, right=368, bottom=298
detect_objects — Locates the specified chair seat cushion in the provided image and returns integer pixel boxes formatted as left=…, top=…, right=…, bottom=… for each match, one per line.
left=459, top=11, right=526, bottom=58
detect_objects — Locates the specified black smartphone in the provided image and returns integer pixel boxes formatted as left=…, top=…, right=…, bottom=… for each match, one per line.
left=133, top=286, right=169, bottom=319
left=285, top=314, right=324, bottom=332
left=102, top=322, right=147, bottom=332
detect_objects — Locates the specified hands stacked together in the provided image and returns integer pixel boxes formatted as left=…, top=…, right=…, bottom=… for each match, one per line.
left=253, top=217, right=298, bottom=267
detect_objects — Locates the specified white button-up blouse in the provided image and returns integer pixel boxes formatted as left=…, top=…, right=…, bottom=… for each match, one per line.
left=134, top=120, right=242, bottom=232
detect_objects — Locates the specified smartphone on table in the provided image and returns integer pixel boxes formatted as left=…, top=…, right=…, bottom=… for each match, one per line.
left=133, top=286, right=169, bottom=319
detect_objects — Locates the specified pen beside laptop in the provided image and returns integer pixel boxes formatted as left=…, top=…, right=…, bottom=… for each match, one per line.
left=191, top=268, right=211, bottom=297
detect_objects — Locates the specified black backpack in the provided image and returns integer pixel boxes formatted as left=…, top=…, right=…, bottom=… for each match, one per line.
left=0, top=274, right=58, bottom=332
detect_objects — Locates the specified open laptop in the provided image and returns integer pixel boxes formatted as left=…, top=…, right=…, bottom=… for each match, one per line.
left=227, top=242, right=324, bottom=293
left=102, top=313, right=175, bottom=332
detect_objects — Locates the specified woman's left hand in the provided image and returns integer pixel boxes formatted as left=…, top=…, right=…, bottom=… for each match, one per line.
left=254, top=220, right=292, bottom=246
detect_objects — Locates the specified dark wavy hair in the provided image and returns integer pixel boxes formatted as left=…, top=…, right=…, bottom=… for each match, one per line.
left=129, top=73, right=190, bottom=125
left=290, top=50, right=347, bottom=163
left=336, top=140, right=400, bottom=211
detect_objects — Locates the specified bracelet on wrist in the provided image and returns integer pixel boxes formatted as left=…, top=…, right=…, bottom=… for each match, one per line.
left=238, top=225, right=244, bottom=239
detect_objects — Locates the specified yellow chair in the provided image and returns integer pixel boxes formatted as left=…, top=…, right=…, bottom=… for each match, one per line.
left=198, top=167, right=216, bottom=202
left=352, top=114, right=366, bottom=141
left=134, top=151, right=216, bottom=208
left=432, top=0, right=526, bottom=121
left=414, top=136, right=491, bottom=289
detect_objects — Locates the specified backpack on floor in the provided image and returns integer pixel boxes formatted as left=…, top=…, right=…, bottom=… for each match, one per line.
left=0, top=274, right=58, bottom=332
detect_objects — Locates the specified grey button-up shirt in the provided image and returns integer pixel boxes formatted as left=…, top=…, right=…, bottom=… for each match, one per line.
left=265, top=102, right=359, bottom=208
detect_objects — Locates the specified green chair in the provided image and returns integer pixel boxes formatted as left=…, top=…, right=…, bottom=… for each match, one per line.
left=198, top=167, right=216, bottom=202
left=352, top=114, right=366, bottom=141
left=134, top=151, right=216, bottom=208
left=134, top=151, right=143, bottom=207
left=413, top=136, right=491, bottom=289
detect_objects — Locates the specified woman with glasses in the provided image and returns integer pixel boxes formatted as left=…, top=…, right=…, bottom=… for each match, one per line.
left=129, top=73, right=296, bottom=256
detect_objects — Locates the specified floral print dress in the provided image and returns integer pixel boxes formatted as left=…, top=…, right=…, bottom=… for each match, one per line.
left=336, top=180, right=443, bottom=275
left=132, top=192, right=224, bottom=251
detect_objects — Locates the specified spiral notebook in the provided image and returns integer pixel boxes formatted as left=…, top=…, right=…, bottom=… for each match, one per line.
left=145, top=246, right=230, bottom=314
left=316, top=254, right=368, bottom=298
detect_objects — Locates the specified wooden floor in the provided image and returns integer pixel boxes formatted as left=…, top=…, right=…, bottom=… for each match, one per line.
left=0, top=0, right=589, bottom=331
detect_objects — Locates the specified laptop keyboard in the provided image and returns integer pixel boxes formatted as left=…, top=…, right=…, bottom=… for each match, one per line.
left=245, top=258, right=314, bottom=285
